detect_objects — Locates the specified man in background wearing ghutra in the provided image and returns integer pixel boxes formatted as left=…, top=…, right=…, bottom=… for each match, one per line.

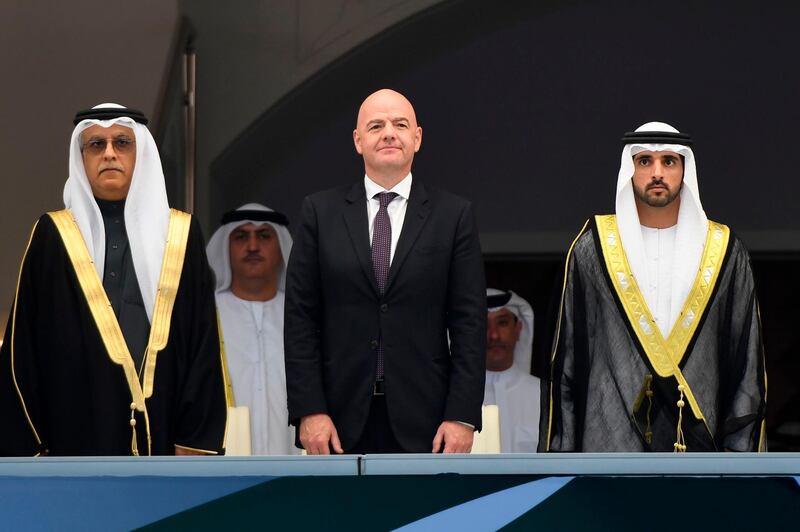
left=0, top=104, right=227, bottom=456
left=207, top=203, right=298, bottom=455
left=541, top=122, right=766, bottom=452
left=485, top=288, right=542, bottom=453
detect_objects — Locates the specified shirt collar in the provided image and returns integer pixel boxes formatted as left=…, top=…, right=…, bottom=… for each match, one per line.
left=364, top=173, right=413, bottom=201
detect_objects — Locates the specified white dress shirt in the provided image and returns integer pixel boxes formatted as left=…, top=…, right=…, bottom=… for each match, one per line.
left=364, top=173, right=473, bottom=429
left=364, top=173, right=412, bottom=263
left=641, top=224, right=677, bottom=336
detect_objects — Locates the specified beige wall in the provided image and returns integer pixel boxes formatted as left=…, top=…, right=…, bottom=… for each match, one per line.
left=0, top=0, right=179, bottom=339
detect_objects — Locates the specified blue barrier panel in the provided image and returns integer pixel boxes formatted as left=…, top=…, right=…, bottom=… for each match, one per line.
left=0, top=455, right=798, bottom=530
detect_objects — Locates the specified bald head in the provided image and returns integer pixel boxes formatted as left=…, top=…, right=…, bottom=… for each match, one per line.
left=356, top=89, right=417, bottom=128
left=353, top=89, right=422, bottom=188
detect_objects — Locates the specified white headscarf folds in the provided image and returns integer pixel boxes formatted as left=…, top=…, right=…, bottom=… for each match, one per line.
left=206, top=203, right=293, bottom=294
left=615, top=121, right=708, bottom=333
left=64, top=103, right=170, bottom=322
left=487, top=288, right=534, bottom=374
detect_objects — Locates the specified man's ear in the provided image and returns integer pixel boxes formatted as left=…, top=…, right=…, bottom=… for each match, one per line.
left=353, top=129, right=363, bottom=154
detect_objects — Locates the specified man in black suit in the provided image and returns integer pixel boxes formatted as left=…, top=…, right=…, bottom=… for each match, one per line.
left=285, top=89, right=486, bottom=454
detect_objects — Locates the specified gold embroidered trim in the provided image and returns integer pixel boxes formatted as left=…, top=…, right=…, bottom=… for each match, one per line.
left=218, top=312, right=234, bottom=451
left=141, top=209, right=191, bottom=399
left=632, top=374, right=654, bottom=445
left=9, top=220, right=44, bottom=448
left=595, top=214, right=729, bottom=423
left=49, top=208, right=191, bottom=456
left=632, top=374, right=652, bottom=412
left=546, top=219, right=590, bottom=451
left=757, top=303, right=768, bottom=452
left=49, top=210, right=147, bottom=410
left=217, top=313, right=235, bottom=408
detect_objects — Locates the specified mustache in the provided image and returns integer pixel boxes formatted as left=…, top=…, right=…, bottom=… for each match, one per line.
left=647, top=179, right=669, bottom=190
left=244, top=252, right=264, bottom=260
left=99, top=166, right=124, bottom=174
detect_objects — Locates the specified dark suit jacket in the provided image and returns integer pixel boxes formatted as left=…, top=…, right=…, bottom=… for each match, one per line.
left=284, top=179, right=486, bottom=452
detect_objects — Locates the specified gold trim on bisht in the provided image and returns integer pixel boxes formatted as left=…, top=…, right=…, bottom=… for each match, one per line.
left=545, top=219, right=590, bottom=451
left=756, top=303, right=768, bottom=452
left=49, top=209, right=148, bottom=455
left=48, top=208, right=191, bottom=456
left=595, top=214, right=730, bottom=450
left=217, top=313, right=235, bottom=408
left=141, top=209, right=191, bottom=399
left=218, top=311, right=235, bottom=452
left=9, top=220, right=45, bottom=451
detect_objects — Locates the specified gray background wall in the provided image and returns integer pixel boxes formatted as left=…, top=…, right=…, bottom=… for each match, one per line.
left=207, top=0, right=800, bottom=256
left=180, top=0, right=443, bottom=235
left=0, top=0, right=434, bottom=341
left=0, top=0, right=179, bottom=338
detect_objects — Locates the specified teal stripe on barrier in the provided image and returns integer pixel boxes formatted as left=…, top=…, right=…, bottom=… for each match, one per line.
left=394, top=476, right=574, bottom=531
left=0, top=476, right=272, bottom=531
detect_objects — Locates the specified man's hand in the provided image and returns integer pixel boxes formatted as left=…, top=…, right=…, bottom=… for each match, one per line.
left=432, top=420, right=474, bottom=453
left=300, top=413, right=344, bottom=455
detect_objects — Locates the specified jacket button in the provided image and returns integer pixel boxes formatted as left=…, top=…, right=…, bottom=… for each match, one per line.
left=380, top=303, right=388, bottom=313
left=370, top=340, right=379, bottom=349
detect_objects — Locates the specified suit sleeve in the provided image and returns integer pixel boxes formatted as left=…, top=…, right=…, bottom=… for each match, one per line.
left=0, top=219, right=47, bottom=456
left=443, top=202, right=487, bottom=430
left=284, top=196, right=327, bottom=425
left=172, top=218, right=228, bottom=454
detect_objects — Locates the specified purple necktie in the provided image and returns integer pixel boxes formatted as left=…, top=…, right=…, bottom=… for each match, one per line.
left=371, top=192, right=397, bottom=379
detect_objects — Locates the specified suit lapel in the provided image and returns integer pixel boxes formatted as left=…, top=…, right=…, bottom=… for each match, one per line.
left=385, top=180, right=430, bottom=294
left=342, top=181, right=379, bottom=294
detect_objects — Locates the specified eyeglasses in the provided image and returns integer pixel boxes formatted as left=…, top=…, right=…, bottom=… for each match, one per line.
left=81, top=135, right=136, bottom=155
